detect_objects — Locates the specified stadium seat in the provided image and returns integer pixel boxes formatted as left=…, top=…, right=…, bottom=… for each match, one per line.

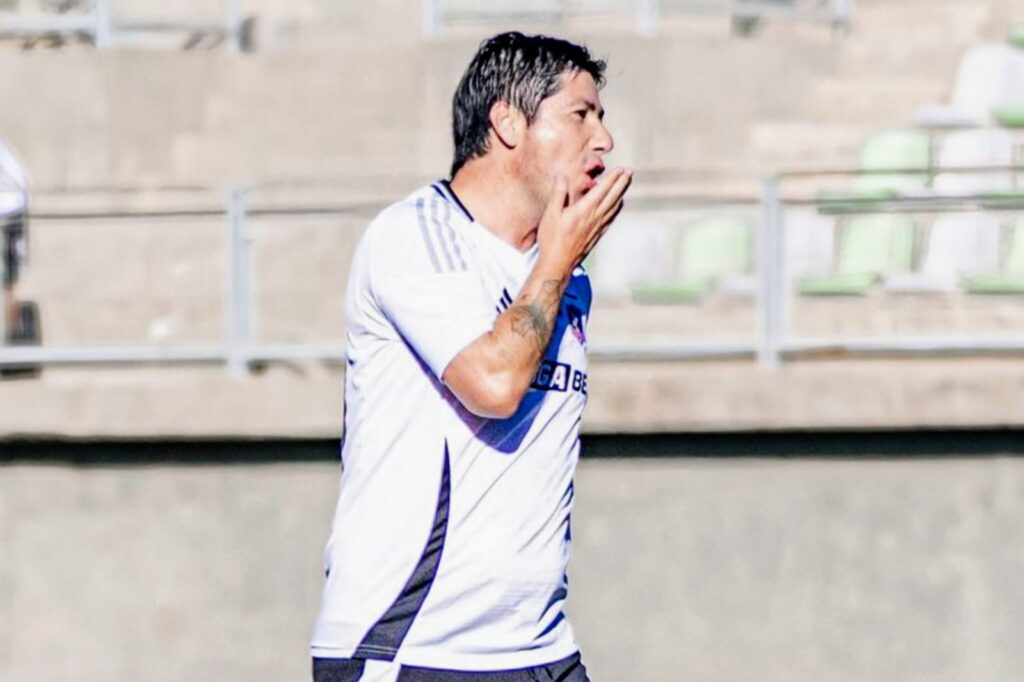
left=587, top=212, right=675, bottom=301
left=784, top=207, right=834, bottom=281
left=920, top=213, right=1001, bottom=288
left=917, top=43, right=1024, bottom=128
left=919, top=128, right=1014, bottom=288
left=994, top=38, right=1024, bottom=127
left=964, top=217, right=1024, bottom=293
left=932, top=127, right=1015, bottom=190
left=856, top=130, right=934, bottom=193
left=1011, top=24, right=1024, bottom=50
left=800, top=130, right=928, bottom=295
left=800, top=215, right=917, bottom=295
left=631, top=214, right=754, bottom=303
left=995, top=108, right=1024, bottom=128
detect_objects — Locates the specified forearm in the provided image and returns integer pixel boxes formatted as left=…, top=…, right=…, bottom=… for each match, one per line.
left=443, top=255, right=570, bottom=418
left=494, top=256, right=570, bottom=383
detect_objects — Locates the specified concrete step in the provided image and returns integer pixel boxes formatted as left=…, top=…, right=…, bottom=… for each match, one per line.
left=803, top=77, right=949, bottom=124
left=749, top=120, right=872, bottom=171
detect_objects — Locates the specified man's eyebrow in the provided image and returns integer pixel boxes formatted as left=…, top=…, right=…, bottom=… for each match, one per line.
left=571, top=98, right=606, bottom=119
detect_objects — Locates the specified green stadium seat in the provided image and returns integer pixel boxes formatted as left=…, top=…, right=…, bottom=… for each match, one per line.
left=799, top=215, right=917, bottom=295
left=1010, top=24, right=1024, bottom=49
left=994, top=106, right=1024, bottom=128
left=856, top=130, right=932, bottom=192
left=631, top=214, right=753, bottom=303
left=800, top=130, right=929, bottom=296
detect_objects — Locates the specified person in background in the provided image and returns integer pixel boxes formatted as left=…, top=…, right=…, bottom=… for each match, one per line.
left=0, top=137, right=37, bottom=356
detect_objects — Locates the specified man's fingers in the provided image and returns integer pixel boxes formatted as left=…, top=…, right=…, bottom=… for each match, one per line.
left=605, top=198, right=625, bottom=225
left=573, top=167, right=625, bottom=214
left=552, top=166, right=630, bottom=267
left=594, top=169, right=632, bottom=219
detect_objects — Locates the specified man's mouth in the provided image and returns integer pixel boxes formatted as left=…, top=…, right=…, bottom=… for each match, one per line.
left=581, top=163, right=605, bottom=193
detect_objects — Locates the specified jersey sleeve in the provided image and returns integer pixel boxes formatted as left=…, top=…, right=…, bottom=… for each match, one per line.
left=368, top=197, right=497, bottom=379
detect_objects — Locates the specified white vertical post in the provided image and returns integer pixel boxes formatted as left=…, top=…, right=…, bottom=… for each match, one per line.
left=224, top=0, right=242, bottom=53
left=0, top=234, right=7, bottom=346
left=758, top=176, right=785, bottom=368
left=832, top=0, right=852, bottom=37
left=637, top=0, right=658, bottom=36
left=225, top=186, right=251, bottom=375
left=93, top=0, right=111, bottom=48
left=422, top=0, right=441, bottom=38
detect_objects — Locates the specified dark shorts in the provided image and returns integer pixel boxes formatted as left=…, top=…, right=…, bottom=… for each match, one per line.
left=312, top=652, right=590, bottom=681
left=2, top=213, right=26, bottom=286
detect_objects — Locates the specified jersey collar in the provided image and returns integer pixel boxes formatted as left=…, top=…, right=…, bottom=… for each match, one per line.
left=432, top=180, right=474, bottom=223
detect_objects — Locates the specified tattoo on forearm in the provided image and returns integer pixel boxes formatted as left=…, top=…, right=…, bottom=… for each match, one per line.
left=509, top=305, right=548, bottom=352
left=508, top=279, right=565, bottom=353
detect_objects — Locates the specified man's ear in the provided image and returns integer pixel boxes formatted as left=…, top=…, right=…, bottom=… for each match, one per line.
left=489, top=100, right=525, bottom=150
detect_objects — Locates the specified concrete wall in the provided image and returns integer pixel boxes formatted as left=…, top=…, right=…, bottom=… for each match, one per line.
left=3, top=452, right=1024, bottom=681
left=4, top=0, right=1024, bottom=438
left=2, top=0, right=1020, bottom=189
left=6, top=357, right=1024, bottom=438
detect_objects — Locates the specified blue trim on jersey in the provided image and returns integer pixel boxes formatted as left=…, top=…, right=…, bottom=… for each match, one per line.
left=535, top=610, right=566, bottom=640
left=435, top=179, right=474, bottom=222
left=352, top=443, right=452, bottom=661
left=312, top=656, right=366, bottom=681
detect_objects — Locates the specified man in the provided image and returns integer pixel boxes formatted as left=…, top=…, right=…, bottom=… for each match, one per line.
left=0, top=138, right=28, bottom=344
left=312, top=32, right=631, bottom=681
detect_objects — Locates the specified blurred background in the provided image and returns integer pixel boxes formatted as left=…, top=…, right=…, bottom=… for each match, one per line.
left=2, top=1, right=1024, bottom=680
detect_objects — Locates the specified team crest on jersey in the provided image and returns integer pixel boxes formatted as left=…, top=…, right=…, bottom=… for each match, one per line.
left=566, top=303, right=587, bottom=347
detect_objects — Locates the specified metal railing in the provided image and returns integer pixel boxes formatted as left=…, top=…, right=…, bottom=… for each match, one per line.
left=0, top=184, right=377, bottom=373
left=424, top=0, right=853, bottom=37
left=1, top=170, right=1023, bottom=373
left=0, top=0, right=246, bottom=49
left=760, top=165, right=1024, bottom=366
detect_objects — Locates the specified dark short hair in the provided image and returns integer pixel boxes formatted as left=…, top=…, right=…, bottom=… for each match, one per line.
left=449, top=31, right=607, bottom=176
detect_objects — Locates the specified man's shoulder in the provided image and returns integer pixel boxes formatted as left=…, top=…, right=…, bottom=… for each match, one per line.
left=362, top=184, right=470, bottom=276
left=366, top=186, right=433, bottom=236
left=366, top=184, right=457, bottom=244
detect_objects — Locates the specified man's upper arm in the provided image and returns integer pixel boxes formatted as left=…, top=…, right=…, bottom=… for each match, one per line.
left=369, top=198, right=495, bottom=379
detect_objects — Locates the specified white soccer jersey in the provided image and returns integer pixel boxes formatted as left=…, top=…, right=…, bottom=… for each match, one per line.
left=0, top=140, right=27, bottom=217
left=311, top=181, right=593, bottom=671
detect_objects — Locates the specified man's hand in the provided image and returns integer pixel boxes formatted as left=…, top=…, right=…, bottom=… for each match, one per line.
left=443, top=167, right=632, bottom=419
left=537, top=167, right=633, bottom=273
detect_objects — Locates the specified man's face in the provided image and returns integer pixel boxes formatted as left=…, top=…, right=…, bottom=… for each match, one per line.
left=518, top=69, right=614, bottom=206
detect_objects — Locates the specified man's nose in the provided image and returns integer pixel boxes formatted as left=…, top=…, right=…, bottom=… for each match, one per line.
left=592, top=121, right=614, bottom=154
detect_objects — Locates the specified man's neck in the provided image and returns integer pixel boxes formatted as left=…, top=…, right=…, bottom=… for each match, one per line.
left=449, top=161, right=542, bottom=253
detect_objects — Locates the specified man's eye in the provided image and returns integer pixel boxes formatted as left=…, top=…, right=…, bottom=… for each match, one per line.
left=574, top=110, right=587, bottom=119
